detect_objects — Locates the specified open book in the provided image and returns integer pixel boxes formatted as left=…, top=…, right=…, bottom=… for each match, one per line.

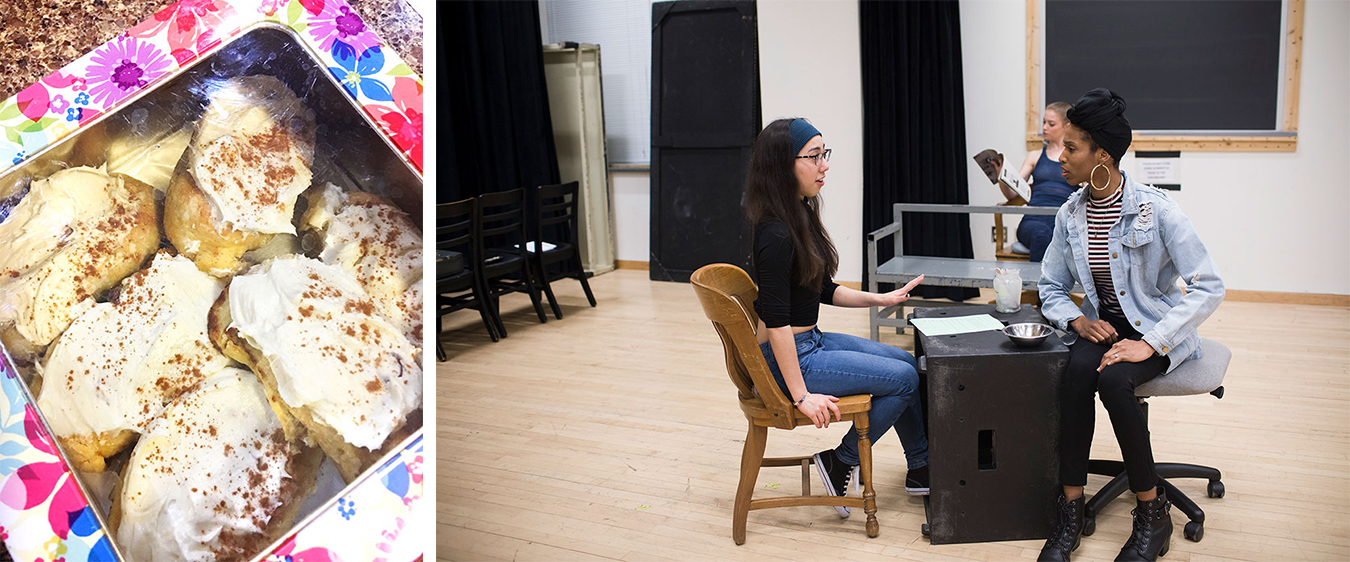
left=998, top=160, right=1031, bottom=201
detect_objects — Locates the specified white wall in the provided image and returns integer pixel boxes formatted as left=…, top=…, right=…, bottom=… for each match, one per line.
left=960, top=0, right=1350, bottom=295
left=611, top=0, right=1349, bottom=294
left=758, top=0, right=866, bottom=282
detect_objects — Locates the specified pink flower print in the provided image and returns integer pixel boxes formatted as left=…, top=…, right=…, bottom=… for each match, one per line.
left=309, top=2, right=380, bottom=55
left=86, top=35, right=173, bottom=107
left=130, top=0, right=237, bottom=65
left=259, top=0, right=285, bottom=16
left=0, top=524, right=8, bottom=540
left=365, top=77, right=423, bottom=170
left=14, top=83, right=51, bottom=122
left=407, top=454, right=423, bottom=484
left=49, top=94, right=70, bottom=114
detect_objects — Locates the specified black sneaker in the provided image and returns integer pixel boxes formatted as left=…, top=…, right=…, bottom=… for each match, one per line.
left=813, top=449, right=856, bottom=518
left=905, top=465, right=930, bottom=495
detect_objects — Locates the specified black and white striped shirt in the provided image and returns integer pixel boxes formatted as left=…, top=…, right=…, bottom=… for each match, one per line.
left=1086, top=187, right=1124, bottom=318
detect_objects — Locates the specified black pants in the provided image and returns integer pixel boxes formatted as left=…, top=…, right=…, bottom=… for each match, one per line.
left=1060, top=314, right=1171, bottom=493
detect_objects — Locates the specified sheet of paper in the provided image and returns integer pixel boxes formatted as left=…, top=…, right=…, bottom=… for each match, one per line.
left=999, top=161, right=1031, bottom=201
left=911, top=314, right=1007, bottom=337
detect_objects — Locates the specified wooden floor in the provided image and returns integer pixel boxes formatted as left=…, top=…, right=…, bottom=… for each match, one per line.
left=437, top=270, right=1350, bottom=561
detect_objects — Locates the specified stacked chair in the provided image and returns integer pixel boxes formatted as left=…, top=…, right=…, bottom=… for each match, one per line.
left=435, top=182, right=598, bottom=360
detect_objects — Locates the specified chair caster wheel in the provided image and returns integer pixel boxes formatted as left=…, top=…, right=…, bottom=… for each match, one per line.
left=1207, top=481, right=1225, bottom=498
left=1184, top=521, right=1204, bottom=542
left=1081, top=517, right=1096, bottom=536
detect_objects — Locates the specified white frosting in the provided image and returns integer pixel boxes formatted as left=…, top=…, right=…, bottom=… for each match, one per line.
left=106, top=126, right=193, bottom=192
left=0, top=166, right=130, bottom=347
left=36, top=252, right=231, bottom=438
left=188, top=75, right=315, bottom=234
left=227, top=256, right=421, bottom=450
left=307, top=184, right=424, bottom=349
left=117, top=367, right=299, bottom=562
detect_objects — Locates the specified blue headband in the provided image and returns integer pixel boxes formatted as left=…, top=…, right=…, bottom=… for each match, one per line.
left=789, top=119, right=822, bottom=155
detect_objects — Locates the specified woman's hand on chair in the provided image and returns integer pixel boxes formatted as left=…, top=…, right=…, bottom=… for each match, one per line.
left=797, top=393, right=841, bottom=428
left=1097, top=339, right=1157, bottom=372
left=876, top=275, right=925, bottom=307
left=1070, top=316, right=1118, bottom=345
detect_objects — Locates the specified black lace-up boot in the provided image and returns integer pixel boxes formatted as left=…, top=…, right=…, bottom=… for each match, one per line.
left=1037, top=494, right=1085, bottom=561
left=1115, top=485, right=1173, bottom=561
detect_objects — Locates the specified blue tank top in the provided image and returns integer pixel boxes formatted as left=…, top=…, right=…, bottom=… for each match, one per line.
left=1028, top=147, right=1075, bottom=208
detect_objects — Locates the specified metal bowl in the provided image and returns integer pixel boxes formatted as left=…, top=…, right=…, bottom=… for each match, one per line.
left=1003, top=323, right=1053, bottom=347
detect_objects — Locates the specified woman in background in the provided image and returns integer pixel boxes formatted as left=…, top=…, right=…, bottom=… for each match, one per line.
left=745, top=118, right=930, bottom=520
left=998, top=101, right=1076, bottom=262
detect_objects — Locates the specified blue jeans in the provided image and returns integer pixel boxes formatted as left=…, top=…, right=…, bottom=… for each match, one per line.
left=1018, top=215, right=1055, bottom=262
left=759, top=329, right=928, bottom=469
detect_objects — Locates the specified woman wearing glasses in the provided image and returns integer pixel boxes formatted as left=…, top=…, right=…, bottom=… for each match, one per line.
left=1036, top=89, right=1224, bottom=562
left=745, top=118, right=931, bottom=517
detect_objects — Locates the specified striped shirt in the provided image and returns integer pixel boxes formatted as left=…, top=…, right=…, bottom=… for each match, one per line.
left=1086, top=187, right=1125, bottom=318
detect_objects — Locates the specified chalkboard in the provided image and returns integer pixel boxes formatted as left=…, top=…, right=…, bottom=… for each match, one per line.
left=1045, top=0, right=1284, bottom=131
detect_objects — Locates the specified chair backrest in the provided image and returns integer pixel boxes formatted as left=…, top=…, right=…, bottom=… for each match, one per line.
left=534, top=181, right=580, bottom=246
left=438, top=198, right=477, bottom=256
left=478, top=188, right=529, bottom=253
left=690, top=264, right=796, bottom=428
left=1135, top=338, right=1231, bottom=398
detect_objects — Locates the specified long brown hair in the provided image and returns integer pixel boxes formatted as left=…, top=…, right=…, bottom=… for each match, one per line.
left=744, top=118, right=838, bottom=290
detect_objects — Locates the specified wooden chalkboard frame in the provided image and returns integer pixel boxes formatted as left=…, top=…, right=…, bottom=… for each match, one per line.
left=1025, top=0, right=1303, bottom=152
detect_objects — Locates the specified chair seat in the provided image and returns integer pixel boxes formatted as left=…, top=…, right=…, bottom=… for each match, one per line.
left=741, top=394, right=873, bottom=427
left=481, top=253, right=526, bottom=278
left=437, top=250, right=464, bottom=278
left=437, top=269, right=473, bottom=294
left=1136, top=338, right=1231, bottom=397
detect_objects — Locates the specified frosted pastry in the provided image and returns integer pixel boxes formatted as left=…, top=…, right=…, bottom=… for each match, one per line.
left=110, top=367, right=321, bottom=561
left=0, top=166, right=159, bottom=363
left=35, top=251, right=232, bottom=472
left=301, top=183, right=424, bottom=353
left=210, top=255, right=421, bottom=482
left=166, top=75, right=316, bottom=276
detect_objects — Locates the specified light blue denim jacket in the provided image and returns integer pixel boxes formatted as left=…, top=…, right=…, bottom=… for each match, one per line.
left=1038, top=172, right=1224, bottom=373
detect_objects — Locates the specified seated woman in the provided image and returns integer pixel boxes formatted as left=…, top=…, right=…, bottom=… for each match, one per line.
left=1036, top=89, right=1224, bottom=562
left=747, top=118, right=931, bottom=518
left=1004, top=101, right=1076, bottom=262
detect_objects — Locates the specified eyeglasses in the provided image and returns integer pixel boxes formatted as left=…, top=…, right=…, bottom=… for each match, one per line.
left=795, top=148, right=832, bottom=166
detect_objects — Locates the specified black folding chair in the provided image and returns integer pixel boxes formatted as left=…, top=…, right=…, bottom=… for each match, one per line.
left=479, top=188, right=548, bottom=336
left=529, top=181, right=597, bottom=319
left=437, top=198, right=499, bottom=359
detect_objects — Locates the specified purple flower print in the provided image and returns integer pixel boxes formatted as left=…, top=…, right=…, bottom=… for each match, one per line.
left=309, top=3, right=380, bottom=55
left=86, top=35, right=173, bottom=107
left=48, top=95, right=69, bottom=114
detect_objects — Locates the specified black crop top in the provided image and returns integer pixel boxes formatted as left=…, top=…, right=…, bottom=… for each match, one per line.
left=752, top=221, right=839, bottom=328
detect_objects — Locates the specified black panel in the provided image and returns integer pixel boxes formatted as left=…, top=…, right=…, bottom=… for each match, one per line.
left=1046, top=0, right=1282, bottom=131
left=915, top=305, right=1069, bottom=545
left=651, top=1, right=760, bottom=282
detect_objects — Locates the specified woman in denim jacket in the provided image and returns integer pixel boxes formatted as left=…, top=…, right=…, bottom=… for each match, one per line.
left=1036, top=89, right=1224, bottom=562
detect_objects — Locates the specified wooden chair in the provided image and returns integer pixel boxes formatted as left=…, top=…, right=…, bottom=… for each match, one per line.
left=994, top=197, right=1031, bottom=262
left=690, top=263, right=879, bottom=545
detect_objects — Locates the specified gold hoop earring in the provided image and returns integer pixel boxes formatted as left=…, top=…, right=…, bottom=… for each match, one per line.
left=1090, top=163, right=1110, bottom=190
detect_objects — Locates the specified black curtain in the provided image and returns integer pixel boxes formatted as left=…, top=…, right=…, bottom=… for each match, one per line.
left=440, top=1, right=560, bottom=203
left=859, top=1, right=978, bottom=301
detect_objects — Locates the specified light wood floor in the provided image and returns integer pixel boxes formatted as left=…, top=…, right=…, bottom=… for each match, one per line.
left=437, top=270, right=1350, bottom=561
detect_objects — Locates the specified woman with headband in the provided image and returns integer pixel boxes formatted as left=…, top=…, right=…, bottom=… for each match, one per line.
left=1036, top=89, right=1225, bottom=562
left=745, top=118, right=932, bottom=518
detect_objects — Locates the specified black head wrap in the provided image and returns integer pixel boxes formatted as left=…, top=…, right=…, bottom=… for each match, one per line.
left=1065, top=88, right=1132, bottom=163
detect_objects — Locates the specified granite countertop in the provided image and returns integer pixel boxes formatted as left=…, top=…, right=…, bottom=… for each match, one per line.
left=0, top=1, right=421, bottom=558
left=0, top=0, right=424, bottom=102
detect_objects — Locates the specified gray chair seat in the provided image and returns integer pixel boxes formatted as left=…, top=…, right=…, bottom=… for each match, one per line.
left=1136, top=338, right=1231, bottom=397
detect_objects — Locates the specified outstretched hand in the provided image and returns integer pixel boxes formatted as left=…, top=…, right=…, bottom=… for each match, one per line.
left=876, top=275, right=924, bottom=307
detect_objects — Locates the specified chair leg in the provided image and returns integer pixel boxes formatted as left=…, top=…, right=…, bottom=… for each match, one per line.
left=733, top=423, right=767, bottom=545
left=486, top=293, right=508, bottom=338
left=538, top=262, right=564, bottom=320
left=437, top=307, right=448, bottom=361
left=521, top=268, right=549, bottom=324
left=574, top=253, right=597, bottom=307
left=855, top=412, right=879, bottom=538
left=1084, top=471, right=1132, bottom=521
